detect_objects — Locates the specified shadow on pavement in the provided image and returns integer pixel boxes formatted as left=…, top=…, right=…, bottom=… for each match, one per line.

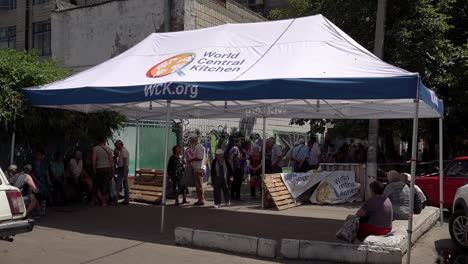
left=36, top=202, right=346, bottom=246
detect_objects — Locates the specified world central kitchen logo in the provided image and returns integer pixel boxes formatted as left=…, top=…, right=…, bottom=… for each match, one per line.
left=146, top=51, right=246, bottom=78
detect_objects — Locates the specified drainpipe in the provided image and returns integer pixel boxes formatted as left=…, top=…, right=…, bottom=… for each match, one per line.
left=165, top=0, right=171, bottom=32
left=25, top=0, right=31, bottom=50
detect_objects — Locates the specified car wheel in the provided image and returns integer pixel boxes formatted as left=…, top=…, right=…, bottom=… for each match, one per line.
left=449, top=210, right=468, bottom=250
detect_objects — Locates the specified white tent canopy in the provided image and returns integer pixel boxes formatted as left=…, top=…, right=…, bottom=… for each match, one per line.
left=22, top=15, right=444, bottom=263
left=24, top=15, right=443, bottom=120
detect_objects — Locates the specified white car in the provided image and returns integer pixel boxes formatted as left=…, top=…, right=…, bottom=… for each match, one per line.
left=449, top=184, right=468, bottom=250
left=0, top=168, right=34, bottom=242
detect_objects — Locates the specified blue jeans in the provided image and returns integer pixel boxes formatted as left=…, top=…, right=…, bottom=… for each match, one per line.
left=116, top=167, right=129, bottom=202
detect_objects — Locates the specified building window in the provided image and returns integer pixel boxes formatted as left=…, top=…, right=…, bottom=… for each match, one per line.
left=32, top=21, right=51, bottom=56
left=0, top=26, right=16, bottom=49
left=0, top=0, right=16, bottom=10
left=32, top=0, right=49, bottom=5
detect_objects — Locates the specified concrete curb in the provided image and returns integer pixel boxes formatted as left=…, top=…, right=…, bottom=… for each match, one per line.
left=280, top=239, right=402, bottom=264
left=258, top=238, right=278, bottom=258
left=174, top=208, right=438, bottom=263
left=174, top=227, right=277, bottom=258
left=280, top=208, right=440, bottom=263
left=174, top=227, right=194, bottom=246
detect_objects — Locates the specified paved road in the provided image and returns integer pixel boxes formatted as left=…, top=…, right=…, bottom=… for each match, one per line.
left=403, top=212, right=468, bottom=264
left=1, top=206, right=466, bottom=264
left=1, top=225, right=300, bottom=264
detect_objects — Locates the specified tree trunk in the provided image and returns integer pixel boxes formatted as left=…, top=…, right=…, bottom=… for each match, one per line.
left=366, top=0, right=387, bottom=199
left=366, top=119, right=379, bottom=199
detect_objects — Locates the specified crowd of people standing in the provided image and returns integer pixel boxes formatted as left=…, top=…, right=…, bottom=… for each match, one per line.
left=167, top=134, right=322, bottom=208
left=6, top=137, right=132, bottom=217
left=167, top=135, right=286, bottom=207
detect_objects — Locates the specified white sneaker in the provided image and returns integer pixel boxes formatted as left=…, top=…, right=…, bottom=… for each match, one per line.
left=214, top=205, right=220, bottom=208
left=225, top=202, right=231, bottom=207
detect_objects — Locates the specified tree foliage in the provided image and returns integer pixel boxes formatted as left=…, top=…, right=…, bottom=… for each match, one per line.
left=272, top=0, right=467, bottom=157
left=0, top=49, right=125, bottom=162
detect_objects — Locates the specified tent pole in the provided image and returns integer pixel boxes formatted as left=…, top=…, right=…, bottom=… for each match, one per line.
left=161, top=100, right=171, bottom=233
left=406, top=99, right=419, bottom=264
left=134, top=118, right=140, bottom=177
left=261, top=116, right=266, bottom=209
left=10, top=131, right=16, bottom=165
left=439, top=117, right=444, bottom=226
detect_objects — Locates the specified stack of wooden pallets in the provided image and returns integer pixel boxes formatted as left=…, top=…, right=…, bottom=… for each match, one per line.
left=263, top=173, right=297, bottom=211
left=129, top=169, right=164, bottom=203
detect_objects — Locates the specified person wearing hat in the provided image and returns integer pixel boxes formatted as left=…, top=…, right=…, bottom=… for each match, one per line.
left=189, top=134, right=206, bottom=206
left=291, top=138, right=309, bottom=173
left=211, top=149, right=232, bottom=208
left=384, top=170, right=410, bottom=220
left=7, top=164, right=39, bottom=216
left=114, top=139, right=130, bottom=205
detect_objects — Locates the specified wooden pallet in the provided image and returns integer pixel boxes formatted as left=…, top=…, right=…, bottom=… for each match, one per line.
left=130, top=169, right=164, bottom=203
left=129, top=184, right=163, bottom=203
left=134, top=169, right=164, bottom=185
left=263, top=174, right=297, bottom=211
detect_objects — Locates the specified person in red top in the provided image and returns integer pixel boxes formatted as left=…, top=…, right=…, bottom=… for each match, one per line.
left=248, top=145, right=262, bottom=199
left=356, top=181, right=393, bottom=240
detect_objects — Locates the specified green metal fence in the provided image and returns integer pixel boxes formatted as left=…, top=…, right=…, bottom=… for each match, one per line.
left=115, top=120, right=177, bottom=175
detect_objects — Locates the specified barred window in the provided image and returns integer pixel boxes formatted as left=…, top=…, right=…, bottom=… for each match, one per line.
left=0, top=26, right=16, bottom=49
left=0, top=0, right=16, bottom=10
left=32, top=21, right=51, bottom=56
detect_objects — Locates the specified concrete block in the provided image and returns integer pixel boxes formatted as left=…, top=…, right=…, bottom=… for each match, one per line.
left=174, top=227, right=194, bottom=246
left=412, top=207, right=439, bottom=244
left=364, top=207, right=440, bottom=255
left=365, top=245, right=402, bottom=264
left=280, top=239, right=300, bottom=259
left=299, top=240, right=367, bottom=263
left=364, top=234, right=406, bottom=250
left=257, top=238, right=277, bottom=258
left=192, top=230, right=258, bottom=255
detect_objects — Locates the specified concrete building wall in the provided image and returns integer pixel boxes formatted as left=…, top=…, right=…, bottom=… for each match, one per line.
left=0, top=6, right=20, bottom=48
left=52, top=0, right=167, bottom=71
left=0, top=1, right=56, bottom=51
left=0, top=0, right=117, bottom=53
left=52, top=0, right=265, bottom=70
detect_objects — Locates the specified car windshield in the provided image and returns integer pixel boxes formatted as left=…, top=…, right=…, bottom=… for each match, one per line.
left=446, top=160, right=468, bottom=178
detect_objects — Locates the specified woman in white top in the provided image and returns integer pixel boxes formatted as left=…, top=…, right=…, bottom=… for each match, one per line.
left=69, top=151, right=93, bottom=202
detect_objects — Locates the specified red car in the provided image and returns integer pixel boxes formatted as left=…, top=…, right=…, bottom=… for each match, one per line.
left=416, top=157, right=468, bottom=210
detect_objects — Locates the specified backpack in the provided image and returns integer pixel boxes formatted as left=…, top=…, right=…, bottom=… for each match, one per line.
left=336, top=214, right=360, bottom=242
